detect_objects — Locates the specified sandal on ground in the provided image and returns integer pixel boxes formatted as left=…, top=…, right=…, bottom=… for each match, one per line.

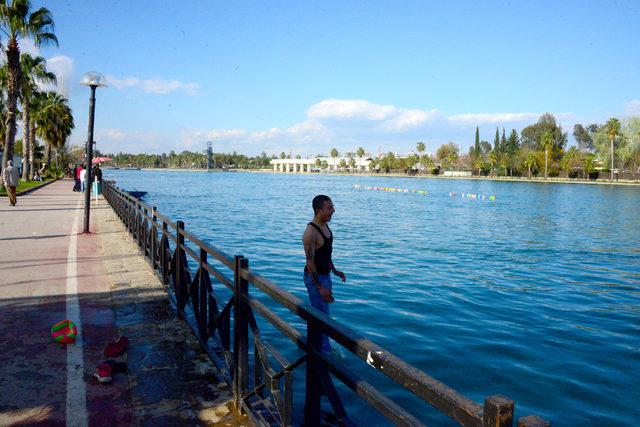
left=104, top=336, right=130, bottom=358
left=93, top=364, right=113, bottom=383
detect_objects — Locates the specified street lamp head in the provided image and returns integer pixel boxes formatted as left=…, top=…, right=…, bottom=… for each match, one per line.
left=80, top=71, right=107, bottom=88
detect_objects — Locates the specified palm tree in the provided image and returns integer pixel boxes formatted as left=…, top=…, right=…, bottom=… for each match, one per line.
left=0, top=63, right=7, bottom=153
left=330, top=148, right=338, bottom=169
left=28, top=89, right=45, bottom=173
left=541, top=130, right=554, bottom=179
left=0, top=0, right=58, bottom=172
left=36, top=91, right=74, bottom=166
left=605, top=118, right=621, bottom=181
left=488, top=150, right=498, bottom=177
left=523, top=151, right=538, bottom=178
left=19, top=54, right=56, bottom=179
left=416, top=141, right=425, bottom=155
left=348, top=157, right=356, bottom=170
left=355, top=147, right=365, bottom=173
left=0, top=87, right=6, bottom=151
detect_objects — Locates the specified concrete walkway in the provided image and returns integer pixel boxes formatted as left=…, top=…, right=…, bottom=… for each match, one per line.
left=0, top=179, right=245, bottom=426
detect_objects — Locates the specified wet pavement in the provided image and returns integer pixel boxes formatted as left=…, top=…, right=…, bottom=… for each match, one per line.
left=0, top=179, right=247, bottom=426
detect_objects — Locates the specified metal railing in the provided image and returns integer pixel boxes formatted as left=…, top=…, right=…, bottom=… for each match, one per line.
left=103, top=180, right=549, bottom=427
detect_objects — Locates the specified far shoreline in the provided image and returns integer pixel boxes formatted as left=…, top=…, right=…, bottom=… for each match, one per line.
left=103, top=167, right=640, bottom=187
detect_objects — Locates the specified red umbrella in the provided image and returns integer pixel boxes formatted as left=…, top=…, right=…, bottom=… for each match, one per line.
left=92, top=157, right=113, bottom=164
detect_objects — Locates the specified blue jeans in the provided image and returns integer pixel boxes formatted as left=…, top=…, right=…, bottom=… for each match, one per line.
left=304, top=272, right=332, bottom=352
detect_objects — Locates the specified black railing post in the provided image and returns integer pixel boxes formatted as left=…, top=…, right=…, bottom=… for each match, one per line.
left=198, top=248, right=208, bottom=341
left=136, top=202, right=142, bottom=245
left=175, top=220, right=185, bottom=319
left=483, top=395, right=514, bottom=427
left=150, top=206, right=157, bottom=270
left=141, top=206, right=147, bottom=250
left=128, top=203, right=133, bottom=233
left=304, top=319, right=322, bottom=426
left=233, top=255, right=249, bottom=411
left=161, top=221, right=169, bottom=284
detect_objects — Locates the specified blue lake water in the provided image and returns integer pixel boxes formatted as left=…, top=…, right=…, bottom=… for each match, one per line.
left=106, top=170, right=640, bottom=426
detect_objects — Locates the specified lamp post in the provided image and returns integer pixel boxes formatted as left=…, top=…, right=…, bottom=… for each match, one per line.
left=81, top=72, right=106, bottom=233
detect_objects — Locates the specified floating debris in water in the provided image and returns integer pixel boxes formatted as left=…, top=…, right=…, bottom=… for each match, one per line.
left=354, top=184, right=428, bottom=195
left=449, top=192, right=496, bottom=200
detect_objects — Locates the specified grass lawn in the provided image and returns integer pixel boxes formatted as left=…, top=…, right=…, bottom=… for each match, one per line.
left=0, top=178, right=55, bottom=196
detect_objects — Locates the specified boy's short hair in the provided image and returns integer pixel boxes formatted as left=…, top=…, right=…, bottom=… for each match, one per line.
left=312, top=195, right=331, bottom=213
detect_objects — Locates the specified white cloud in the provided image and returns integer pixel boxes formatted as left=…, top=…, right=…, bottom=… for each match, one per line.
left=178, top=128, right=249, bottom=148
left=72, top=128, right=172, bottom=154
left=44, top=55, right=74, bottom=96
left=96, top=128, right=128, bottom=142
left=17, top=39, right=40, bottom=56
left=307, top=99, right=397, bottom=121
left=624, top=100, right=640, bottom=115
left=286, top=120, right=327, bottom=137
left=176, top=100, right=571, bottom=155
left=383, top=108, right=441, bottom=131
left=106, top=75, right=200, bottom=95
left=306, top=99, right=442, bottom=132
left=250, top=128, right=282, bottom=140
left=449, top=112, right=540, bottom=123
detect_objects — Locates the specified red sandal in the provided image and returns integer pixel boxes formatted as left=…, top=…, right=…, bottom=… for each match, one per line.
left=103, top=336, right=129, bottom=358
left=93, top=363, right=113, bottom=383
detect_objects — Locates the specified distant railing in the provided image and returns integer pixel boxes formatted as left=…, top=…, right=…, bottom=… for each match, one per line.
left=103, top=180, right=549, bottom=427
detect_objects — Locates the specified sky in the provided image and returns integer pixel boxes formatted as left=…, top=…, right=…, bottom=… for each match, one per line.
left=13, top=0, right=640, bottom=157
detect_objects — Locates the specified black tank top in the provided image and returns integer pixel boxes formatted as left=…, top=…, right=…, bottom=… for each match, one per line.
left=305, top=222, right=333, bottom=274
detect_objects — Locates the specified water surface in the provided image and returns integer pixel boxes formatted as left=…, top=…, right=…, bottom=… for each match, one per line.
left=106, top=170, right=640, bottom=425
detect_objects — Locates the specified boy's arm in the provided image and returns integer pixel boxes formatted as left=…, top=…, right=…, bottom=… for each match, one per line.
left=329, top=261, right=346, bottom=282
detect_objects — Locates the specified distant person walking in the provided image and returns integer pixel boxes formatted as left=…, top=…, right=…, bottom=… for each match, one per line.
left=72, top=164, right=80, bottom=191
left=3, top=160, right=20, bottom=206
left=79, top=164, right=87, bottom=192
left=302, top=195, right=346, bottom=352
left=93, top=164, right=102, bottom=195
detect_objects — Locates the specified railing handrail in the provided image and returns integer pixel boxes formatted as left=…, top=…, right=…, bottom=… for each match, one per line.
left=102, top=180, right=548, bottom=427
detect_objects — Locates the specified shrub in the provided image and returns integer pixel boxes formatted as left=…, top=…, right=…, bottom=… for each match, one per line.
left=42, top=164, right=64, bottom=179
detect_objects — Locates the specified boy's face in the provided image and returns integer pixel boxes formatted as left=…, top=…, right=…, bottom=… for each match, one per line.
left=318, top=199, right=335, bottom=222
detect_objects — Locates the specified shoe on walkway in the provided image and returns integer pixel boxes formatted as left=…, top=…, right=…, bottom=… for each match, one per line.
left=93, top=363, right=113, bottom=383
left=104, top=336, right=129, bottom=358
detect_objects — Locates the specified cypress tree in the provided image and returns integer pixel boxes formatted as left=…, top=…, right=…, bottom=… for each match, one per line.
left=494, top=127, right=500, bottom=152
left=474, top=126, right=481, bottom=159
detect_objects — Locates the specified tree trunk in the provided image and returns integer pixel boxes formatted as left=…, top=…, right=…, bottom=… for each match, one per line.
left=29, top=122, right=36, bottom=178
left=2, top=42, right=20, bottom=177
left=544, top=148, right=548, bottom=179
left=46, top=144, right=52, bottom=166
left=610, top=137, right=614, bottom=181
left=21, top=99, right=30, bottom=180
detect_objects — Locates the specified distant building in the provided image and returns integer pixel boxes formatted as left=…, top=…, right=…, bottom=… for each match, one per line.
left=270, top=156, right=371, bottom=173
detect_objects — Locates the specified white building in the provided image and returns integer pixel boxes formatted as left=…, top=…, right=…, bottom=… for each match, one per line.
left=270, top=157, right=371, bottom=173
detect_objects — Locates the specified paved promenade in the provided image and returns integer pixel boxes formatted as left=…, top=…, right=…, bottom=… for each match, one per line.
left=0, top=179, right=245, bottom=426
